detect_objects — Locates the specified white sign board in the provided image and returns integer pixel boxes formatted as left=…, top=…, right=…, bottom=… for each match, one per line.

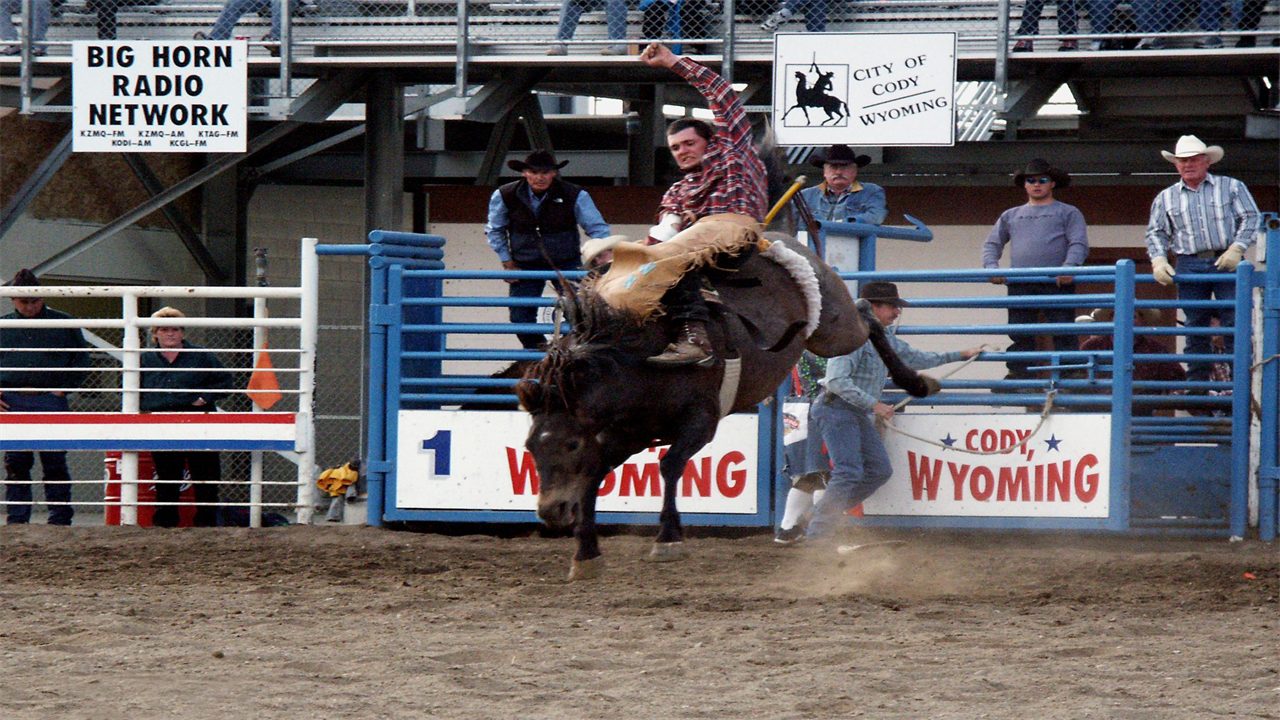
left=73, top=41, right=247, bottom=153
left=395, top=410, right=760, bottom=514
left=772, top=32, right=957, bottom=147
left=863, top=413, right=1110, bottom=517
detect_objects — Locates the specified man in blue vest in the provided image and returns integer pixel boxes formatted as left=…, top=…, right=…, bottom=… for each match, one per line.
left=486, top=150, right=613, bottom=349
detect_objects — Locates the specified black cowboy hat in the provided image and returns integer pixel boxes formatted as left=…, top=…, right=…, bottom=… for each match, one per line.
left=809, top=144, right=872, bottom=168
left=1013, top=158, right=1071, bottom=189
left=508, top=150, right=569, bottom=172
left=859, top=281, right=909, bottom=308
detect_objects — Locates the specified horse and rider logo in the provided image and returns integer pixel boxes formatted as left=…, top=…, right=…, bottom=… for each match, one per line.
left=782, top=57, right=850, bottom=127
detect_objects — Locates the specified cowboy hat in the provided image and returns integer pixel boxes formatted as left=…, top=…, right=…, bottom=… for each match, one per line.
left=859, top=281, right=910, bottom=308
left=1013, top=158, right=1071, bottom=188
left=1160, top=135, right=1224, bottom=164
left=810, top=144, right=871, bottom=168
left=508, top=150, right=569, bottom=172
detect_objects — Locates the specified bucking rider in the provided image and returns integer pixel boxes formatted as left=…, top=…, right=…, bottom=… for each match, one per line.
left=589, top=42, right=769, bottom=368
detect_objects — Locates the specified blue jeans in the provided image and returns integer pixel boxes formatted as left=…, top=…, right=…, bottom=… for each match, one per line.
left=0, top=0, right=49, bottom=42
left=1176, top=255, right=1236, bottom=383
left=509, top=260, right=581, bottom=349
left=1016, top=0, right=1078, bottom=35
left=210, top=0, right=297, bottom=40
left=3, top=392, right=73, bottom=525
left=1088, top=0, right=1117, bottom=33
left=1133, top=0, right=1171, bottom=33
left=806, top=399, right=893, bottom=538
left=782, top=0, right=829, bottom=32
left=556, top=0, right=628, bottom=41
left=1006, top=281, right=1077, bottom=376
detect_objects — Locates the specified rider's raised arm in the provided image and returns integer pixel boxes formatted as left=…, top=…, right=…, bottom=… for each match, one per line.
left=669, top=58, right=753, bottom=158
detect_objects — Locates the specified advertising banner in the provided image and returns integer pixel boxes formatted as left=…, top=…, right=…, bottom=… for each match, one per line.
left=864, top=413, right=1110, bottom=517
left=73, top=41, right=247, bottom=152
left=772, top=32, right=957, bottom=147
left=395, top=410, right=760, bottom=514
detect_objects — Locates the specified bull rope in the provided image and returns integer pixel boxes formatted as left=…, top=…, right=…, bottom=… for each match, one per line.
left=877, top=344, right=1059, bottom=457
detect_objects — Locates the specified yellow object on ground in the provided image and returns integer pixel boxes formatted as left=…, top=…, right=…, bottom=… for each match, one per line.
left=317, top=463, right=360, bottom=497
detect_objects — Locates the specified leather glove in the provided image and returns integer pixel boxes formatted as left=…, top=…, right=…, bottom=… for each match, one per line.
left=1151, top=256, right=1176, bottom=286
left=1214, top=245, right=1245, bottom=271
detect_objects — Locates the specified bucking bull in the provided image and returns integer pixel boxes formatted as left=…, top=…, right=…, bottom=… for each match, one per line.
left=516, top=233, right=938, bottom=580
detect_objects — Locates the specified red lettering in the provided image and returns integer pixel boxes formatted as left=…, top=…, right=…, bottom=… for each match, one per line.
left=716, top=452, right=747, bottom=498
left=506, top=447, right=539, bottom=495
left=970, top=466, right=994, bottom=501
left=980, top=430, right=998, bottom=452
left=965, top=429, right=979, bottom=451
left=997, top=466, right=1030, bottom=501
left=598, top=470, right=616, bottom=496
left=1047, top=461, right=1071, bottom=501
left=908, top=452, right=943, bottom=501
left=1016, top=429, right=1034, bottom=460
left=1034, top=464, right=1044, bottom=501
left=1075, top=454, right=1100, bottom=502
left=948, top=462, right=970, bottom=501
left=999, top=430, right=1018, bottom=455
left=619, top=462, right=660, bottom=496
left=682, top=457, right=712, bottom=497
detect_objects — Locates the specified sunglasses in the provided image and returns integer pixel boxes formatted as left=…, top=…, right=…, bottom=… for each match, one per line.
left=1024, top=176, right=1054, bottom=185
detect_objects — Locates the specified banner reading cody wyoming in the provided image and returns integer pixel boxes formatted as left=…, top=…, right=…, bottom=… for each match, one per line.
left=863, top=414, right=1111, bottom=518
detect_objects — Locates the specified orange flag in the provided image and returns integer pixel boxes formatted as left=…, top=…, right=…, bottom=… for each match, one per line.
left=247, top=339, right=283, bottom=410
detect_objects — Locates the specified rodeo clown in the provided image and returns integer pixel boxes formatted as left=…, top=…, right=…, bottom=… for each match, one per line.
left=582, top=42, right=770, bottom=368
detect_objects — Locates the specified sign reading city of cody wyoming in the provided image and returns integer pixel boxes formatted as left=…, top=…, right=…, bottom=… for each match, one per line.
left=772, top=32, right=957, bottom=147
left=73, top=41, right=247, bottom=153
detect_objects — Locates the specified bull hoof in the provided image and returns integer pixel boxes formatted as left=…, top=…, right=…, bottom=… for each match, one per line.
left=647, top=541, right=687, bottom=562
left=568, top=556, right=605, bottom=581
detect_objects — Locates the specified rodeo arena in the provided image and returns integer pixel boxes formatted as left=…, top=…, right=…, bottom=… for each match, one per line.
left=2, top=0, right=1280, bottom=715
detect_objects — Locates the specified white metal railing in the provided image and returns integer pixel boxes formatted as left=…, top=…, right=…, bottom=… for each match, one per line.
left=0, top=237, right=319, bottom=527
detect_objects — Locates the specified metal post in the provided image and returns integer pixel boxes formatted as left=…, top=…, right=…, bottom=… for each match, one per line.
left=1229, top=262, right=1255, bottom=540
left=365, top=264, right=388, bottom=527
left=994, top=0, right=1011, bottom=111
left=279, top=0, right=293, bottom=100
left=120, top=294, right=141, bottom=525
left=18, top=0, right=32, bottom=115
left=455, top=0, right=470, bottom=98
left=384, top=265, right=405, bottom=520
left=295, top=237, right=319, bottom=525
left=1109, top=260, right=1135, bottom=531
left=1260, top=216, right=1280, bottom=542
left=721, top=0, right=735, bottom=85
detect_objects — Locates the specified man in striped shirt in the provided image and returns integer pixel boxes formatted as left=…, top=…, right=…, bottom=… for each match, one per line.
left=1145, top=135, right=1260, bottom=384
left=634, top=42, right=769, bottom=367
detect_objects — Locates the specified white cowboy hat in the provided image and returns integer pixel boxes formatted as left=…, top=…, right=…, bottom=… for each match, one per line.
left=1161, top=135, right=1224, bottom=164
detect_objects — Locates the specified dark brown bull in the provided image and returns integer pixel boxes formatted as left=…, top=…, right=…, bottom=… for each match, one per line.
left=516, top=235, right=935, bottom=580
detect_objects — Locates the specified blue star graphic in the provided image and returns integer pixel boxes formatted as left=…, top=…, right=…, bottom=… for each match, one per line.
left=940, top=433, right=957, bottom=447
left=1045, top=435, right=1063, bottom=452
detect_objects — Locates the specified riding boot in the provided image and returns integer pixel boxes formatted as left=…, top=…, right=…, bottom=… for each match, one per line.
left=647, top=320, right=715, bottom=368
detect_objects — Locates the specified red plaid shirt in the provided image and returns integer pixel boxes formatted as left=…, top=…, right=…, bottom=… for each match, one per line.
left=660, top=58, right=768, bottom=223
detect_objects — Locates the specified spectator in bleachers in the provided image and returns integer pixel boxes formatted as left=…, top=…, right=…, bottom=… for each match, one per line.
left=759, top=0, right=830, bottom=33
left=982, top=159, right=1089, bottom=383
left=1235, top=0, right=1276, bottom=46
left=793, top=144, right=887, bottom=227
left=1085, top=0, right=1124, bottom=50
left=1132, top=0, right=1173, bottom=49
left=196, top=0, right=298, bottom=51
left=140, top=307, right=233, bottom=528
left=546, top=0, right=628, bottom=55
left=1, top=269, right=90, bottom=525
left=0, top=0, right=49, bottom=55
left=1192, top=0, right=1228, bottom=47
left=1144, top=135, right=1259, bottom=389
left=1011, top=0, right=1080, bottom=51
left=641, top=0, right=712, bottom=54
left=485, top=150, right=614, bottom=350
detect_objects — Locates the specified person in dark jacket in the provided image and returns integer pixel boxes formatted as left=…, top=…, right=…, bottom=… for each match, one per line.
left=2, top=269, right=91, bottom=525
left=485, top=150, right=614, bottom=349
left=140, top=307, right=233, bottom=528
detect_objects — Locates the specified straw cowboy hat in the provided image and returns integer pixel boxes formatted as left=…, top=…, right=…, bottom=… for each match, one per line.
left=508, top=150, right=569, bottom=172
left=810, top=144, right=872, bottom=168
left=1013, top=158, right=1071, bottom=188
left=1161, top=135, right=1224, bottom=164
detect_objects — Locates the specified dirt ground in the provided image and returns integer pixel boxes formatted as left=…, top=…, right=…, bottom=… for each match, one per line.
left=0, top=524, right=1276, bottom=720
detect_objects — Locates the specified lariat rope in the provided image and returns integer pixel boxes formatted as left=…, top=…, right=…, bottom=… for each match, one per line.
left=877, top=344, right=1058, bottom=456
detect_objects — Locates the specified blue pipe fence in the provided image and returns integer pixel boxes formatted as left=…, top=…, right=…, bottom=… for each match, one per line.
left=338, top=216, right=1279, bottom=540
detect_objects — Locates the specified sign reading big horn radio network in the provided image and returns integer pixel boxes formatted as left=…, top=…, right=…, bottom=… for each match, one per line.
left=772, top=32, right=957, bottom=147
left=73, top=41, right=247, bottom=153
